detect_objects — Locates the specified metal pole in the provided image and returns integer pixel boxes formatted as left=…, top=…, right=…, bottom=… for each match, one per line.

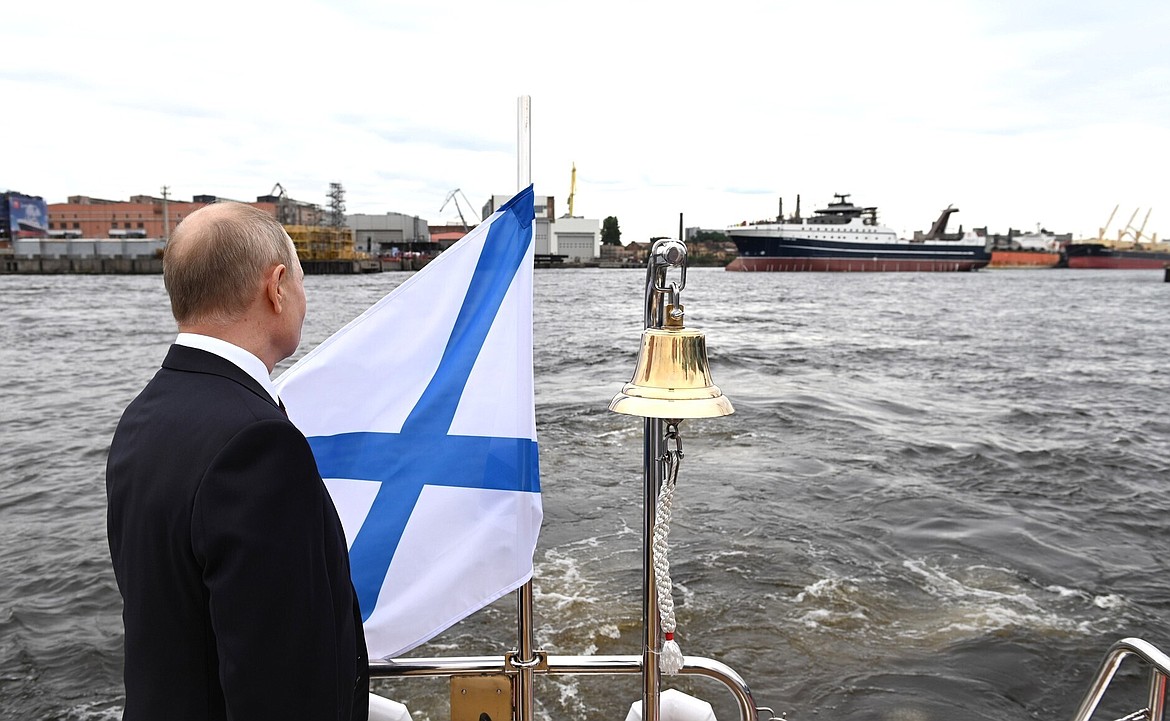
left=517, top=96, right=531, bottom=190
left=514, top=93, right=536, bottom=721
left=643, top=416, right=664, bottom=721
left=1149, top=669, right=1167, bottom=721
left=161, top=185, right=170, bottom=243
left=516, top=581, right=536, bottom=721
left=639, top=239, right=686, bottom=721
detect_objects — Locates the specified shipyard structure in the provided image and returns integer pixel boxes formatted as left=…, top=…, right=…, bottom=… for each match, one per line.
left=1, top=186, right=603, bottom=274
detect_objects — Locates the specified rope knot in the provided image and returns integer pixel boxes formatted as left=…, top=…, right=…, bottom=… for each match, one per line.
left=653, top=422, right=685, bottom=676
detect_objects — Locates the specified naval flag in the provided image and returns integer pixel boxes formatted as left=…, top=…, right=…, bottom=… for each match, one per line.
left=276, top=187, right=541, bottom=659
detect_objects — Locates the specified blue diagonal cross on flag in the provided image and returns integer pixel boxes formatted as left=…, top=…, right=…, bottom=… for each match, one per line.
left=277, top=187, right=542, bottom=659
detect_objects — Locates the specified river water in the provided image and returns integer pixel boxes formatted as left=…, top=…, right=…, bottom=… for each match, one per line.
left=2, top=267, right=1169, bottom=721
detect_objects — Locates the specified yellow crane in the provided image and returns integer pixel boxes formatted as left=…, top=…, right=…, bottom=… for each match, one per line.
left=1088, top=204, right=1160, bottom=246
left=1097, top=204, right=1119, bottom=241
left=1121, top=208, right=1153, bottom=244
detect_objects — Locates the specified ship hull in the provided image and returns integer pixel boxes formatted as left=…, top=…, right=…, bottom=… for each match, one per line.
left=1066, top=243, right=1170, bottom=269
left=1068, top=256, right=1170, bottom=269
left=726, top=256, right=986, bottom=272
left=988, top=250, right=1061, bottom=268
left=726, top=235, right=990, bottom=272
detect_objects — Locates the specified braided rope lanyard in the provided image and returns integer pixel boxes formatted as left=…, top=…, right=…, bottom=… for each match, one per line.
left=654, top=421, right=685, bottom=675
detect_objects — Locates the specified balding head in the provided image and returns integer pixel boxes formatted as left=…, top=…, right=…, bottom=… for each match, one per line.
left=164, top=202, right=298, bottom=326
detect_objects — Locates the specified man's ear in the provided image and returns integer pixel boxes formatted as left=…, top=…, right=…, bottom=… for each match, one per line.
left=265, top=264, right=287, bottom=313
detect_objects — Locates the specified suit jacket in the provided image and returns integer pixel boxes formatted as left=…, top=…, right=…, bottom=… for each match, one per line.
left=107, top=344, right=368, bottom=721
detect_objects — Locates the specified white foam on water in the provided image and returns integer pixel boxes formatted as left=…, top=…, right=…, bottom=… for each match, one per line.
left=596, top=623, right=622, bottom=640
left=1045, top=583, right=1084, bottom=599
left=1094, top=594, right=1124, bottom=610
left=790, top=576, right=873, bottom=630
left=65, top=702, right=123, bottom=720
left=785, top=558, right=1124, bottom=644
left=899, top=558, right=1124, bottom=640
left=795, top=606, right=870, bottom=629
left=533, top=547, right=603, bottom=610
left=794, top=576, right=854, bottom=602
left=547, top=677, right=586, bottom=718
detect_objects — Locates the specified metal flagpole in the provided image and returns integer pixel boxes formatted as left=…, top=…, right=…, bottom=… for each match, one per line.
left=517, top=95, right=531, bottom=189
left=514, top=93, right=537, bottom=721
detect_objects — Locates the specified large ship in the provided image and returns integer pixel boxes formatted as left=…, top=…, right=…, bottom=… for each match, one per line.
left=725, top=194, right=990, bottom=272
left=1065, top=242, right=1170, bottom=269
left=1066, top=205, right=1170, bottom=269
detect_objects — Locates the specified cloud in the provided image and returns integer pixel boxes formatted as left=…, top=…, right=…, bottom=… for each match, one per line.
left=3, top=0, right=1169, bottom=241
left=352, top=119, right=511, bottom=154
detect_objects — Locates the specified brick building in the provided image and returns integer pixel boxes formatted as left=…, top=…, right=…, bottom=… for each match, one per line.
left=45, top=193, right=321, bottom=240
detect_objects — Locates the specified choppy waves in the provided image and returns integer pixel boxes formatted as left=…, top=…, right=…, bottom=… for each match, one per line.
left=5, top=269, right=1170, bottom=720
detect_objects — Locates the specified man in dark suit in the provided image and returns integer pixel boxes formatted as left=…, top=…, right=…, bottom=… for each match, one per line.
left=107, top=202, right=368, bottom=721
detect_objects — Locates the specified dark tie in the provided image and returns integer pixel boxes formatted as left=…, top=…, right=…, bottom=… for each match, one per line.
left=278, top=398, right=288, bottom=417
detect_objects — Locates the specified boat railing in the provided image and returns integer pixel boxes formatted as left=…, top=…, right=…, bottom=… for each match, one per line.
left=369, top=651, right=777, bottom=721
left=1072, top=638, right=1170, bottom=721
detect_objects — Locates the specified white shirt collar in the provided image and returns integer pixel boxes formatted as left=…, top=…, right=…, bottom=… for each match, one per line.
left=174, top=332, right=280, bottom=404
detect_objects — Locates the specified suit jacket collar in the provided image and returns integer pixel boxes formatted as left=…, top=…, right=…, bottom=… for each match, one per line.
left=162, top=344, right=281, bottom=411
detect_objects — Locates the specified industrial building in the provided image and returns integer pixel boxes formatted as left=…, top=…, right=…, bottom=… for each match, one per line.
left=43, top=192, right=319, bottom=241
left=481, top=193, right=601, bottom=262
left=348, top=212, right=432, bottom=256
left=3, top=187, right=346, bottom=273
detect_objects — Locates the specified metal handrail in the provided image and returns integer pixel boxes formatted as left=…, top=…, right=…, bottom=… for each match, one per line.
left=370, top=652, right=761, bottom=721
left=1072, top=638, right=1170, bottom=721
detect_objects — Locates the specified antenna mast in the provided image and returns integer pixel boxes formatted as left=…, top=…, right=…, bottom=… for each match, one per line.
left=567, top=163, right=577, bottom=217
left=160, top=185, right=171, bottom=242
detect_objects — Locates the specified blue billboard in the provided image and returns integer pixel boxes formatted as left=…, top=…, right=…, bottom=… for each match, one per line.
left=4, top=193, right=49, bottom=238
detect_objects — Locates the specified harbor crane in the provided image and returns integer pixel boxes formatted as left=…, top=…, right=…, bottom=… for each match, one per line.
left=440, top=188, right=478, bottom=232
left=1098, top=204, right=1119, bottom=240
left=269, top=182, right=295, bottom=225
left=1120, top=207, right=1141, bottom=241
left=1098, top=204, right=1158, bottom=245
left=1120, top=208, right=1155, bottom=245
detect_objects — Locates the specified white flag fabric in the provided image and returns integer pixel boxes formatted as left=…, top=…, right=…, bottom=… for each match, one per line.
left=276, top=186, right=541, bottom=659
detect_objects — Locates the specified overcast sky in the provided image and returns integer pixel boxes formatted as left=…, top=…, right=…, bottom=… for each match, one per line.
left=4, top=0, right=1169, bottom=243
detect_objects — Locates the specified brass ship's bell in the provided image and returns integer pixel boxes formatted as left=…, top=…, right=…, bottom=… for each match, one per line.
left=609, top=305, right=734, bottom=419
